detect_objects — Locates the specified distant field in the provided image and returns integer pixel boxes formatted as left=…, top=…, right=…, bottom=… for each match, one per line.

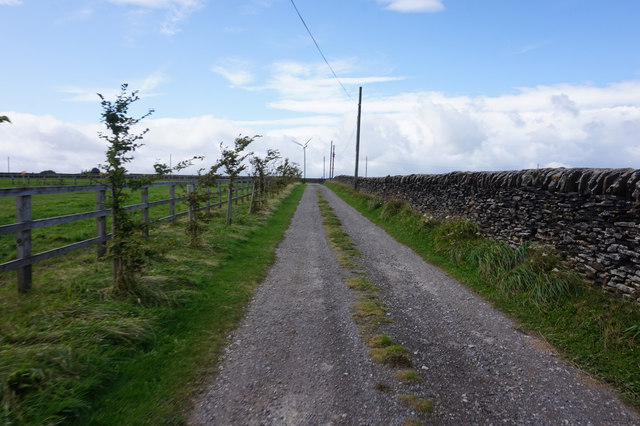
left=0, top=176, right=105, bottom=188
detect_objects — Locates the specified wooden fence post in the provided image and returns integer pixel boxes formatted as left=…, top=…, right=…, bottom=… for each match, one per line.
left=226, top=182, right=233, bottom=226
left=248, top=180, right=256, bottom=215
left=188, top=184, right=195, bottom=222
left=218, top=183, right=222, bottom=206
left=16, top=195, right=32, bottom=293
left=206, top=186, right=211, bottom=213
left=169, top=183, right=176, bottom=221
left=141, top=187, right=149, bottom=237
left=96, top=189, right=107, bottom=258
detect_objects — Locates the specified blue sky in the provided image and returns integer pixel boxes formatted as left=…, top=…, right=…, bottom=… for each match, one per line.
left=1, top=0, right=639, bottom=177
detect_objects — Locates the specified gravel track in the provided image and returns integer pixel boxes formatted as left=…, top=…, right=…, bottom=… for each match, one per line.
left=190, top=184, right=639, bottom=425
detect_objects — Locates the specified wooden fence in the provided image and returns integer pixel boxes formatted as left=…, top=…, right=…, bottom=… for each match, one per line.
left=0, top=178, right=254, bottom=292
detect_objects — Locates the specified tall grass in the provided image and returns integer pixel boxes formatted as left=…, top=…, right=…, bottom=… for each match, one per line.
left=0, top=184, right=304, bottom=425
left=326, top=181, right=640, bottom=410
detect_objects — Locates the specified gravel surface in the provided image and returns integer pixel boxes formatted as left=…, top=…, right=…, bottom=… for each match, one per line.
left=190, top=184, right=640, bottom=425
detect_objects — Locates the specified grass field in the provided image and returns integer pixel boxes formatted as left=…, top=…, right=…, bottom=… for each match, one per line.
left=326, top=181, right=640, bottom=412
left=0, top=177, right=104, bottom=188
left=0, top=183, right=304, bottom=425
left=0, top=181, right=240, bottom=264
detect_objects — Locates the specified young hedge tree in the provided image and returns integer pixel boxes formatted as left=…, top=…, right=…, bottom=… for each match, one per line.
left=185, top=169, right=218, bottom=247
left=274, top=158, right=302, bottom=192
left=250, top=148, right=280, bottom=213
left=210, top=135, right=257, bottom=226
left=98, top=84, right=153, bottom=294
left=154, top=157, right=209, bottom=248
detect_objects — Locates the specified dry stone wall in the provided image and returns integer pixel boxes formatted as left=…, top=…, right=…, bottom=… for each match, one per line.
left=334, top=168, right=640, bottom=300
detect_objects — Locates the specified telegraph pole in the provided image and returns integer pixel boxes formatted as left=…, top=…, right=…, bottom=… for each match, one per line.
left=330, top=142, right=335, bottom=179
left=354, top=86, right=362, bottom=190
left=332, top=144, right=335, bottom=178
left=329, top=141, right=333, bottom=179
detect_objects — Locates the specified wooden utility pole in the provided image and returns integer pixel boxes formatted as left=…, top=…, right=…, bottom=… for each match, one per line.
left=331, top=142, right=335, bottom=179
left=354, top=86, right=362, bottom=190
left=329, top=141, right=333, bottom=179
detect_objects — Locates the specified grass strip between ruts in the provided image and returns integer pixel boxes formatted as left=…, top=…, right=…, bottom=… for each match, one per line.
left=316, top=189, right=434, bottom=423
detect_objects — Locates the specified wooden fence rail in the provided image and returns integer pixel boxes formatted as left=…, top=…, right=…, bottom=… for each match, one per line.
left=0, top=178, right=254, bottom=292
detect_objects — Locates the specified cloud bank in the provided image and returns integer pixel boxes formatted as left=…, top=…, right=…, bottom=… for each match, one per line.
left=2, top=80, right=639, bottom=178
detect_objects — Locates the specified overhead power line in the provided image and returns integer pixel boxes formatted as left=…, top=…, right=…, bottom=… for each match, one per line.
left=289, top=0, right=354, bottom=102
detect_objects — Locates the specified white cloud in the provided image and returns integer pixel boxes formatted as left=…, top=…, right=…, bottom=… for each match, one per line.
left=268, top=99, right=354, bottom=115
left=58, top=71, right=169, bottom=102
left=513, top=39, right=553, bottom=55
left=106, top=0, right=203, bottom=35
left=107, top=0, right=198, bottom=9
left=0, top=0, right=22, bottom=5
left=55, top=7, right=94, bottom=24
left=222, top=26, right=244, bottom=34
left=239, top=0, right=273, bottom=16
left=0, top=113, right=104, bottom=174
left=551, top=93, right=579, bottom=117
left=377, top=0, right=444, bottom=13
left=250, top=60, right=403, bottom=114
left=238, top=115, right=340, bottom=128
left=211, top=59, right=255, bottom=87
left=139, top=71, right=170, bottom=92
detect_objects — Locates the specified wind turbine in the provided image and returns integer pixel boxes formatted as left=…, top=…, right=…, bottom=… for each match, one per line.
left=292, top=138, right=312, bottom=181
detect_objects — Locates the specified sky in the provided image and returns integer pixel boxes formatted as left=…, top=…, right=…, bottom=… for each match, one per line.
left=1, top=0, right=639, bottom=178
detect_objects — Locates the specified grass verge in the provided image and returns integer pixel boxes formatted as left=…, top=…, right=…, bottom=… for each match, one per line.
left=0, top=184, right=305, bottom=425
left=326, top=181, right=640, bottom=410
